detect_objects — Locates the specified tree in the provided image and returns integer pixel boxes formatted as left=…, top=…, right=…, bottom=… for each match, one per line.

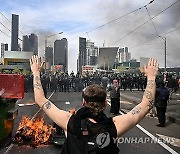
left=0, top=67, right=3, bottom=73
left=117, top=66, right=126, bottom=72
left=4, top=70, right=10, bottom=74
left=13, top=67, right=21, bottom=74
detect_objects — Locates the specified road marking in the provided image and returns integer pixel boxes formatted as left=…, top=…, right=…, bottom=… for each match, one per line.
left=135, top=125, right=178, bottom=154
left=156, top=133, right=180, bottom=148
left=120, top=100, right=133, bottom=105
left=48, top=91, right=55, bottom=99
left=4, top=144, right=14, bottom=154
left=18, top=102, right=36, bottom=106
left=65, top=101, right=70, bottom=104
left=107, top=101, right=178, bottom=154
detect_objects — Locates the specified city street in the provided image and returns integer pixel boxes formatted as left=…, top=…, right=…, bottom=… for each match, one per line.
left=0, top=91, right=179, bottom=154
left=1, top=0, right=180, bottom=153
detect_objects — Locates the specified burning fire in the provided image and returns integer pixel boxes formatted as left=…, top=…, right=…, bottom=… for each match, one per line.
left=14, top=116, right=55, bottom=147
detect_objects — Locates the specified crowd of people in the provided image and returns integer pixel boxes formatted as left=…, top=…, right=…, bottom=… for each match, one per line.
left=1, top=69, right=179, bottom=95
left=22, top=71, right=180, bottom=95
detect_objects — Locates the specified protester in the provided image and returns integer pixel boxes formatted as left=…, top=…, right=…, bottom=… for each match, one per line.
left=30, top=55, right=158, bottom=154
left=108, top=79, right=120, bottom=115
left=101, top=75, right=109, bottom=90
left=155, top=80, right=170, bottom=127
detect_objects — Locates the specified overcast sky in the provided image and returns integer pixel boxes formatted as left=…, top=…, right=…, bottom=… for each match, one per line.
left=0, top=0, right=180, bottom=73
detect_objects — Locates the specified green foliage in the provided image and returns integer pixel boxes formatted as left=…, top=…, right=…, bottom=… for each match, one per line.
left=22, top=69, right=31, bottom=75
left=117, top=66, right=126, bottom=72
left=13, top=67, right=21, bottom=73
left=0, top=67, right=3, bottom=73
left=4, top=70, right=10, bottom=74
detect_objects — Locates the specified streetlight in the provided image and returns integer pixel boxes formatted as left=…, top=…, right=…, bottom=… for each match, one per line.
left=44, top=32, right=63, bottom=67
left=158, top=36, right=167, bottom=73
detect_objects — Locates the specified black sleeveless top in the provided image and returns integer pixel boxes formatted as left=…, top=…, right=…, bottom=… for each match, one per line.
left=61, top=107, right=119, bottom=154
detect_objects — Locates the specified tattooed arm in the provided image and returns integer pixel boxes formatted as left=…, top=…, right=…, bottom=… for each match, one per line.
left=30, top=55, right=71, bottom=131
left=113, top=58, right=158, bottom=137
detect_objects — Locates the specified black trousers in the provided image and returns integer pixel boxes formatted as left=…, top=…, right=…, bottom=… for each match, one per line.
left=156, top=107, right=167, bottom=125
left=110, top=98, right=120, bottom=114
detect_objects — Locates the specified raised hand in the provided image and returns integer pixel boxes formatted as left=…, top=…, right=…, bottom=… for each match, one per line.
left=29, top=55, right=44, bottom=75
left=144, top=58, right=159, bottom=80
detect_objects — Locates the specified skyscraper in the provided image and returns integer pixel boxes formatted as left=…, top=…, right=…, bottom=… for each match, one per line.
left=5, top=44, right=8, bottom=51
left=11, top=14, right=19, bottom=51
left=45, top=46, right=53, bottom=69
left=117, top=47, right=131, bottom=63
left=22, top=35, right=30, bottom=51
left=1, top=43, right=5, bottom=58
left=77, top=37, right=86, bottom=74
left=54, top=38, right=68, bottom=72
left=22, top=33, right=38, bottom=55
left=29, top=34, right=38, bottom=55
left=86, top=40, right=98, bottom=66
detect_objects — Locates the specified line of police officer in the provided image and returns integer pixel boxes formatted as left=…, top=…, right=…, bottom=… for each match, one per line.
left=23, top=71, right=179, bottom=95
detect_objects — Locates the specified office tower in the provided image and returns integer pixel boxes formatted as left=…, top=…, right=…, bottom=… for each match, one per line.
left=98, top=47, right=119, bottom=70
left=22, top=35, right=30, bottom=51
left=45, top=46, right=53, bottom=69
left=22, top=33, right=38, bottom=55
left=1, top=43, right=5, bottom=58
left=11, top=14, right=19, bottom=51
left=54, top=38, right=68, bottom=72
left=86, top=40, right=98, bottom=66
left=125, top=47, right=128, bottom=53
left=77, top=59, right=79, bottom=73
left=5, top=44, right=8, bottom=51
left=117, top=47, right=131, bottom=63
left=29, top=33, right=38, bottom=55
left=77, top=37, right=86, bottom=74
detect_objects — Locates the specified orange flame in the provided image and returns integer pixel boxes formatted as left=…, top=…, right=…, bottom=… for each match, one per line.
left=15, top=116, right=55, bottom=146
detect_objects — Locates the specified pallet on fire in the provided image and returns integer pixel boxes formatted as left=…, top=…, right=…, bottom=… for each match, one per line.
left=13, top=116, right=56, bottom=148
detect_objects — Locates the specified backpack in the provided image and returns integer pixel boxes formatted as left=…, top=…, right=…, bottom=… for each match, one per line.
left=157, top=88, right=169, bottom=101
left=155, top=87, right=169, bottom=107
left=61, top=116, right=119, bottom=154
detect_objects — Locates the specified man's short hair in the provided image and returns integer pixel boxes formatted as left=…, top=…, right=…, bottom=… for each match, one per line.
left=82, top=84, right=107, bottom=114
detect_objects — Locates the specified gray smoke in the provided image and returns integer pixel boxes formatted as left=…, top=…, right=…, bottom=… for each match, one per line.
left=95, top=0, right=180, bottom=67
left=25, top=30, right=60, bottom=56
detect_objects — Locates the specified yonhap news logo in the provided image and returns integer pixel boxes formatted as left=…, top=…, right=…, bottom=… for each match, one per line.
left=96, top=134, right=176, bottom=148
left=96, top=132, right=110, bottom=148
left=114, top=136, right=176, bottom=144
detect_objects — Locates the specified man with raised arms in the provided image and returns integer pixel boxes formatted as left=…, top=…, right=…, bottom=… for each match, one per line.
left=30, top=55, right=158, bottom=154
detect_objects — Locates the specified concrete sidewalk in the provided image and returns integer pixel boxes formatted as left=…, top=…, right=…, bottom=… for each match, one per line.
left=120, top=89, right=180, bottom=125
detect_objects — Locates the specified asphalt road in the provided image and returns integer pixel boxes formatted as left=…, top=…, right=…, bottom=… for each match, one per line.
left=0, top=91, right=179, bottom=154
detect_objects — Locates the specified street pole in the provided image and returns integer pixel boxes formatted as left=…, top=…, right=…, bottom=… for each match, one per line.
left=45, top=38, right=47, bottom=53
left=44, top=38, right=47, bottom=71
left=158, top=36, right=167, bottom=73
left=164, top=37, right=167, bottom=73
